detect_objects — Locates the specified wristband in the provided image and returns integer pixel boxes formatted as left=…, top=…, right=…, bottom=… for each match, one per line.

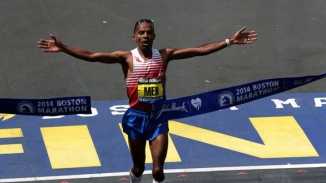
left=225, top=39, right=231, bottom=47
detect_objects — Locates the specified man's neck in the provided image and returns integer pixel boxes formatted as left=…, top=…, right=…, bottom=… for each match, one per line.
left=138, top=47, right=152, bottom=60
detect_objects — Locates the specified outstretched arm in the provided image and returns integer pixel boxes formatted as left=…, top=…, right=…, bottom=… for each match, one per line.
left=37, top=34, right=128, bottom=64
left=165, top=27, right=257, bottom=61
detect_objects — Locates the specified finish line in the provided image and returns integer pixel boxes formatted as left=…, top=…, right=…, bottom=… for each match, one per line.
left=2, top=163, right=326, bottom=183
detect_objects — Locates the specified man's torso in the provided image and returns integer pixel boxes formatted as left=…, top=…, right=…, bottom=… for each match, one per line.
left=124, top=48, right=167, bottom=111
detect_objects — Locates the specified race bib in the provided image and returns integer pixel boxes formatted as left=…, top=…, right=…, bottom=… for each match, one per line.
left=138, top=78, right=164, bottom=103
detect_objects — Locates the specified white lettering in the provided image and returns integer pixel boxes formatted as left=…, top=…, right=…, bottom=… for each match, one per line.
left=314, top=98, right=326, bottom=107
left=38, top=106, right=88, bottom=115
left=155, top=102, right=188, bottom=119
left=253, top=81, right=279, bottom=91
left=56, top=99, right=87, bottom=106
left=43, top=107, right=96, bottom=119
left=78, top=107, right=98, bottom=117
left=271, top=98, right=300, bottom=108
left=38, top=108, right=45, bottom=113
left=110, top=105, right=130, bottom=115
left=58, top=107, right=64, bottom=113
left=237, top=87, right=280, bottom=102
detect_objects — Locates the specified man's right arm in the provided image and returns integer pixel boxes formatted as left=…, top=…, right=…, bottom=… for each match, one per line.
left=38, top=34, right=128, bottom=64
left=61, top=46, right=128, bottom=64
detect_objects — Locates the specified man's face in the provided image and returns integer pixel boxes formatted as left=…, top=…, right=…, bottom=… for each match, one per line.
left=133, top=22, right=155, bottom=51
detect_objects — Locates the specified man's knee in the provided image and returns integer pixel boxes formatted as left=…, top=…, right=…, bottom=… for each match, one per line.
left=152, top=165, right=164, bottom=177
left=132, top=165, right=145, bottom=177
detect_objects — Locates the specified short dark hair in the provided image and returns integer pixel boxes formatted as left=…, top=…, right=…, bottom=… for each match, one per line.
left=134, top=19, right=154, bottom=33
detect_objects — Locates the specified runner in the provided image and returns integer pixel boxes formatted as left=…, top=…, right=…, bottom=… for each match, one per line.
left=38, top=19, right=257, bottom=183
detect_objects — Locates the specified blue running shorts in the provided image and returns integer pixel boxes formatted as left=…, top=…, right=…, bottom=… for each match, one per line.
left=122, top=107, right=168, bottom=141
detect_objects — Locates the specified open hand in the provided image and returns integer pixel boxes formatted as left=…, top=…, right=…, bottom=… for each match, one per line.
left=37, top=34, right=64, bottom=52
left=230, top=27, right=258, bottom=45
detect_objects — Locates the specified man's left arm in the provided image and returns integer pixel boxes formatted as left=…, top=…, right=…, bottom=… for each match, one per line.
left=165, top=26, right=257, bottom=61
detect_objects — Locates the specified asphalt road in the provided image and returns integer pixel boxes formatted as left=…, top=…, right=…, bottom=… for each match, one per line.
left=1, top=1, right=326, bottom=183
left=1, top=0, right=326, bottom=102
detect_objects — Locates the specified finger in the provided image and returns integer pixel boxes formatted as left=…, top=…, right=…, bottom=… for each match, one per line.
left=37, top=39, right=47, bottom=43
left=39, top=45, right=48, bottom=48
left=38, top=43, right=48, bottom=46
left=49, top=34, right=56, bottom=40
left=248, top=33, right=258, bottom=38
left=239, top=26, right=246, bottom=33
left=37, top=41, right=47, bottom=45
left=247, top=38, right=257, bottom=44
left=248, top=38, right=257, bottom=41
left=249, top=32, right=258, bottom=36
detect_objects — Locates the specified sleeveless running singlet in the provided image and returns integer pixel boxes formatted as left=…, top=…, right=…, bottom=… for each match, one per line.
left=125, top=48, right=166, bottom=111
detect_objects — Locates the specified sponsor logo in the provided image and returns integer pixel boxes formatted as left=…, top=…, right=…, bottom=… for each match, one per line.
left=155, top=102, right=188, bottom=119
left=191, top=98, right=202, bottom=110
left=218, top=91, right=235, bottom=107
left=17, top=101, right=35, bottom=114
left=138, top=78, right=162, bottom=84
left=135, top=56, right=142, bottom=63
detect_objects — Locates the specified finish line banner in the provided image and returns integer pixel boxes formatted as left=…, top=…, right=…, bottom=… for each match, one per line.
left=153, top=72, right=326, bottom=122
left=0, top=96, right=91, bottom=116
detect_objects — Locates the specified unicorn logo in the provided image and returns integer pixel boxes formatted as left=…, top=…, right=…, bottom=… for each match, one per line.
left=218, top=91, right=235, bottom=107
left=17, top=101, right=35, bottom=113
